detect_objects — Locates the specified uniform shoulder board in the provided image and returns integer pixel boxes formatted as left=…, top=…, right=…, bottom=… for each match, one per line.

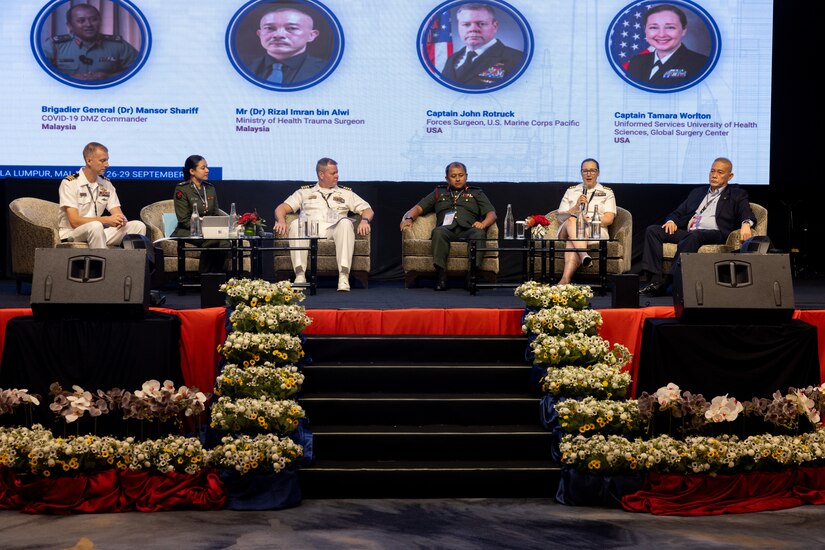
left=338, top=185, right=351, bottom=191
left=52, top=34, right=72, bottom=43
left=601, top=185, right=612, bottom=191
left=567, top=184, right=581, bottom=189
left=65, top=172, right=80, bottom=181
left=301, top=184, right=313, bottom=189
left=101, top=34, right=124, bottom=42
left=100, top=175, right=111, bottom=182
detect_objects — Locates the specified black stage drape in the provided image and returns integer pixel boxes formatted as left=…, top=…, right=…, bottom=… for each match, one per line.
left=0, top=312, right=182, bottom=430
left=636, top=319, right=820, bottom=400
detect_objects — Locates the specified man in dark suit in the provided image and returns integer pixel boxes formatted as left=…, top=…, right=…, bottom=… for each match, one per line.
left=639, top=158, right=756, bottom=296
left=249, top=7, right=327, bottom=86
left=440, top=3, right=523, bottom=88
left=625, top=4, right=709, bottom=88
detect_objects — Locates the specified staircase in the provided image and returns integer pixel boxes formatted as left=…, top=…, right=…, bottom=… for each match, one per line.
left=298, top=335, right=559, bottom=498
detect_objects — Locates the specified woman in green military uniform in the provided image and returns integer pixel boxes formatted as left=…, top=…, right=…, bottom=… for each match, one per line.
left=172, top=155, right=229, bottom=273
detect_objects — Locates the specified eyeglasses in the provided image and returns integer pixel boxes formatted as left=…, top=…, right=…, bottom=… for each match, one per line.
left=581, top=169, right=599, bottom=174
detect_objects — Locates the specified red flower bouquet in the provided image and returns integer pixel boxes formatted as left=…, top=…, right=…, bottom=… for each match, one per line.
left=525, top=214, right=550, bottom=227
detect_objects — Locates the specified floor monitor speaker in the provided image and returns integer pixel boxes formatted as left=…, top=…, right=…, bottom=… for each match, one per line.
left=31, top=248, right=149, bottom=318
left=673, top=253, right=794, bottom=324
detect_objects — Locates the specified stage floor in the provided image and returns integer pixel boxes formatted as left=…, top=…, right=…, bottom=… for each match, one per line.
left=3, top=277, right=824, bottom=311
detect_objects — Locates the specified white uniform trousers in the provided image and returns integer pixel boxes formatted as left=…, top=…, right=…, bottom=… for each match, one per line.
left=288, top=218, right=354, bottom=273
left=65, top=220, right=146, bottom=248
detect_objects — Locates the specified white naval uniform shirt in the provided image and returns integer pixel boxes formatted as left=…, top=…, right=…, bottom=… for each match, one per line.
left=555, top=182, right=617, bottom=239
left=283, top=183, right=371, bottom=234
left=57, top=168, right=122, bottom=240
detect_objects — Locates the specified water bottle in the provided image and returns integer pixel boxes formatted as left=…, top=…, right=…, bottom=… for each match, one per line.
left=590, top=205, right=602, bottom=240
left=504, top=204, right=514, bottom=239
left=190, top=201, right=202, bottom=238
left=298, top=210, right=307, bottom=238
left=228, top=202, right=238, bottom=237
left=576, top=201, right=588, bottom=239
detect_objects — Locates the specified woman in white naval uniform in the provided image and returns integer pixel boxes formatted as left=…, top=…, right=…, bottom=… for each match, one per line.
left=554, top=158, right=616, bottom=284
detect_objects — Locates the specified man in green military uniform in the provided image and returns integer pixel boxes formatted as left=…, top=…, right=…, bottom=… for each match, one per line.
left=400, top=161, right=497, bottom=290
left=42, top=3, right=139, bottom=81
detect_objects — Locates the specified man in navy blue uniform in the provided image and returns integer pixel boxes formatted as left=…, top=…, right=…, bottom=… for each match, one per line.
left=440, top=3, right=523, bottom=89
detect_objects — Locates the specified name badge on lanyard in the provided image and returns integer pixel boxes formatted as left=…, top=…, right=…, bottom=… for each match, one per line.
left=442, top=210, right=456, bottom=226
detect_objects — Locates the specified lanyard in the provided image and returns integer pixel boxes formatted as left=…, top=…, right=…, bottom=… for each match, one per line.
left=192, top=183, right=208, bottom=210
left=85, top=184, right=99, bottom=216
left=451, top=187, right=468, bottom=207
left=697, top=189, right=721, bottom=216
left=319, top=190, right=334, bottom=210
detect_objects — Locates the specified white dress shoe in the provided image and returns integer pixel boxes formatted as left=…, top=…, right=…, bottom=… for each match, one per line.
left=294, top=273, right=306, bottom=284
left=337, top=274, right=350, bottom=291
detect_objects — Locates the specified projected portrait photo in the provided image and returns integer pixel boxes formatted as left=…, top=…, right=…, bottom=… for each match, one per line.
left=32, top=0, right=150, bottom=88
left=226, top=0, right=344, bottom=92
left=418, top=0, right=533, bottom=94
left=607, top=0, right=720, bottom=93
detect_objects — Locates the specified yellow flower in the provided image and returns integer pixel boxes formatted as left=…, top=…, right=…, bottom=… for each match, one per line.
left=587, top=459, right=601, bottom=470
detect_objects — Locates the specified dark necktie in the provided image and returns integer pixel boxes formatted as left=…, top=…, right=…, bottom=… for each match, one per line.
left=268, top=63, right=283, bottom=84
left=456, top=51, right=478, bottom=80
left=649, top=60, right=663, bottom=80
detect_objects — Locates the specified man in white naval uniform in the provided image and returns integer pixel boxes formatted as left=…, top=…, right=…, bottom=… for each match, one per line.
left=57, top=141, right=145, bottom=248
left=273, top=158, right=374, bottom=291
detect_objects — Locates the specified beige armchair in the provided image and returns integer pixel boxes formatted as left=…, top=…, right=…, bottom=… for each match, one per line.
left=140, top=199, right=199, bottom=277
left=531, top=206, right=633, bottom=279
left=140, top=200, right=233, bottom=284
left=272, top=213, right=371, bottom=288
left=401, top=213, right=499, bottom=288
left=661, top=202, right=768, bottom=273
left=8, top=198, right=88, bottom=294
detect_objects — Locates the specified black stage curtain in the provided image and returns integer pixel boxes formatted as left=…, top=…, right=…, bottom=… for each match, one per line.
left=636, top=319, right=820, bottom=401
left=0, top=312, right=182, bottom=430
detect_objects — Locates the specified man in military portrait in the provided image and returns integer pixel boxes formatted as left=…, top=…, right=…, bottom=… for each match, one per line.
left=248, top=6, right=328, bottom=87
left=42, top=3, right=139, bottom=81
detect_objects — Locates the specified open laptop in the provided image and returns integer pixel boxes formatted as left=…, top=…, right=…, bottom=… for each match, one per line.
left=201, top=215, right=230, bottom=239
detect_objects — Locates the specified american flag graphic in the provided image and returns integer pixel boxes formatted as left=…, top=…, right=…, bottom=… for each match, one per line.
left=608, top=2, right=652, bottom=71
left=425, top=10, right=453, bottom=72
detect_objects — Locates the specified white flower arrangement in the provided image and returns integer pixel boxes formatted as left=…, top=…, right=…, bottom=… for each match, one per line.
left=124, top=435, right=206, bottom=474
left=215, top=364, right=305, bottom=400
left=530, top=333, right=631, bottom=369
left=541, top=363, right=631, bottom=400
left=0, top=425, right=129, bottom=477
left=218, top=332, right=305, bottom=366
left=559, top=430, right=825, bottom=475
left=523, top=307, right=603, bottom=337
left=515, top=282, right=593, bottom=310
left=229, top=303, right=312, bottom=335
left=207, top=433, right=303, bottom=474
left=210, top=396, right=305, bottom=435
left=554, top=396, right=641, bottom=436
left=220, top=277, right=304, bottom=307
left=704, top=395, right=744, bottom=423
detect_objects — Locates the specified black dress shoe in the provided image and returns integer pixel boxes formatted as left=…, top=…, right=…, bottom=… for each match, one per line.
left=581, top=255, right=592, bottom=268
left=639, top=281, right=666, bottom=297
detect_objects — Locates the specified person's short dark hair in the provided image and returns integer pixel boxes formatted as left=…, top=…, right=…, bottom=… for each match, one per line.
left=713, top=157, right=733, bottom=171
left=183, top=155, right=206, bottom=179
left=82, top=141, right=107, bottom=160
left=580, top=158, right=600, bottom=171
left=456, top=3, right=497, bottom=21
left=66, top=3, right=100, bottom=25
left=445, top=161, right=467, bottom=177
left=316, top=157, right=337, bottom=175
left=644, top=4, right=688, bottom=28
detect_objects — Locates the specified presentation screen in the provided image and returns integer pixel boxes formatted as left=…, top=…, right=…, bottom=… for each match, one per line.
left=0, top=0, right=772, bottom=184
